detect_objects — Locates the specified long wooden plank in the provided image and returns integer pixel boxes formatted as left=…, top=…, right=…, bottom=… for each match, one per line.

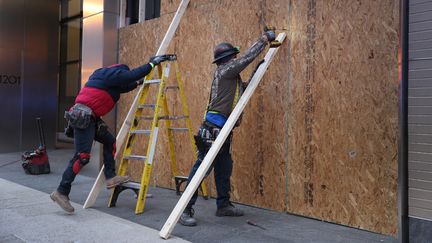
left=159, top=33, right=287, bottom=239
left=83, top=0, right=191, bottom=209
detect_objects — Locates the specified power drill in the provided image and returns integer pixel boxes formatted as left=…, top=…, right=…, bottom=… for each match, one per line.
left=264, top=25, right=282, bottom=48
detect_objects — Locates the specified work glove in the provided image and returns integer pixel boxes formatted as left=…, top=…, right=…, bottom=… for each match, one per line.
left=264, top=30, right=276, bottom=42
left=149, top=55, right=169, bottom=66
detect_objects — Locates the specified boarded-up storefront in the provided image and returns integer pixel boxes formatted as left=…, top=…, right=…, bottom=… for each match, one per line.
left=116, top=0, right=399, bottom=235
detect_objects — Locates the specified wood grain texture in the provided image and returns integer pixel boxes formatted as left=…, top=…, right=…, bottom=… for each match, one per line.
left=118, top=0, right=399, bottom=235
left=287, top=0, right=399, bottom=235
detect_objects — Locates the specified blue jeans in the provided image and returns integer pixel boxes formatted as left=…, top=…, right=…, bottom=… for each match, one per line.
left=186, top=134, right=233, bottom=209
left=57, top=119, right=116, bottom=196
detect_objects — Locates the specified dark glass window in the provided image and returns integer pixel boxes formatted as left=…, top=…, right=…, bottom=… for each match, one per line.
left=58, top=0, right=83, bottom=133
left=126, top=0, right=139, bottom=25
left=125, top=0, right=160, bottom=26
left=145, top=0, right=160, bottom=20
left=60, top=19, right=81, bottom=63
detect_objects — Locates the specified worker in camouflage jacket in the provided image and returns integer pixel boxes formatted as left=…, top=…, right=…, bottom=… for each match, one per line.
left=179, top=30, right=277, bottom=226
left=50, top=55, right=170, bottom=214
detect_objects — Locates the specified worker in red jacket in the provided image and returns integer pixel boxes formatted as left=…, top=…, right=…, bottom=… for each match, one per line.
left=50, top=55, right=169, bottom=213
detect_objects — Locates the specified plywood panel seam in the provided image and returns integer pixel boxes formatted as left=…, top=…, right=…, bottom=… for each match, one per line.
left=283, top=0, right=292, bottom=212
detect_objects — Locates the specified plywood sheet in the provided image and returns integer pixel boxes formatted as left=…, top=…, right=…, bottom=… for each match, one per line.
left=161, top=0, right=181, bottom=15
left=118, top=0, right=399, bottom=235
left=287, top=0, right=399, bottom=235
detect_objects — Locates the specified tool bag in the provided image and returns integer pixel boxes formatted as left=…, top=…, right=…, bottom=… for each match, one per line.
left=64, top=118, right=108, bottom=139
left=194, top=122, right=222, bottom=153
left=65, top=103, right=93, bottom=129
left=22, top=147, right=50, bottom=174
left=21, top=118, right=50, bottom=175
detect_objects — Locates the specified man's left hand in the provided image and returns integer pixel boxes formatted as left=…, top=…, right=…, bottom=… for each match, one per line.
left=149, top=55, right=170, bottom=66
left=264, top=30, right=276, bottom=42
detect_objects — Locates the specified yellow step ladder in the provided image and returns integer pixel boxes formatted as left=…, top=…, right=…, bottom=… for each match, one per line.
left=108, top=55, right=208, bottom=214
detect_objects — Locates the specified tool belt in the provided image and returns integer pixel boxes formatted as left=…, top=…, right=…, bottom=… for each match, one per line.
left=200, top=121, right=221, bottom=142
left=64, top=117, right=108, bottom=138
left=194, top=121, right=232, bottom=154
left=95, top=118, right=109, bottom=137
left=65, top=103, right=94, bottom=129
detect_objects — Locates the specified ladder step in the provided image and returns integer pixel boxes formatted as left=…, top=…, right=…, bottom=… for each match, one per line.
left=174, top=175, right=188, bottom=181
left=108, top=182, right=153, bottom=208
left=174, top=175, right=207, bottom=199
left=143, top=79, right=161, bottom=84
left=124, top=155, right=147, bottom=161
left=130, top=129, right=151, bottom=134
left=138, top=104, right=156, bottom=109
left=119, top=181, right=141, bottom=190
left=169, top=128, right=189, bottom=132
left=159, top=115, right=189, bottom=120
left=174, top=176, right=188, bottom=196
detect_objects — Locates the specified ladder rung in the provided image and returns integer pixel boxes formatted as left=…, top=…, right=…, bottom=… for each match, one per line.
left=130, top=129, right=151, bottom=134
left=143, top=79, right=161, bottom=84
left=138, top=104, right=156, bottom=109
left=124, top=155, right=147, bottom=161
left=120, top=182, right=141, bottom=190
left=165, top=86, right=179, bottom=90
left=169, top=128, right=189, bottom=132
left=159, top=115, right=189, bottom=120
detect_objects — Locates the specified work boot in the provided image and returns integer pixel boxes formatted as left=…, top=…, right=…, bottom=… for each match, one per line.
left=179, top=208, right=197, bottom=226
left=216, top=202, right=244, bottom=217
left=106, top=175, right=130, bottom=189
left=50, top=191, right=74, bottom=213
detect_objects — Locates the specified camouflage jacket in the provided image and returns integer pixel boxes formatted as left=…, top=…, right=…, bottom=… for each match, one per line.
left=207, top=36, right=268, bottom=118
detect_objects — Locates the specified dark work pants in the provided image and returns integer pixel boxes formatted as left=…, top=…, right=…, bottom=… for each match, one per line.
left=57, top=119, right=117, bottom=196
left=186, top=136, right=233, bottom=209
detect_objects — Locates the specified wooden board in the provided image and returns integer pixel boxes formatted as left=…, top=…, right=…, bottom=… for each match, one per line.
left=119, top=0, right=400, bottom=235
left=160, top=33, right=287, bottom=239
left=83, top=0, right=190, bottom=209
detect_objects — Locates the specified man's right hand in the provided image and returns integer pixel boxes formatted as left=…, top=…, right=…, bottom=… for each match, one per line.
left=149, top=55, right=170, bottom=66
left=264, top=30, right=276, bottom=42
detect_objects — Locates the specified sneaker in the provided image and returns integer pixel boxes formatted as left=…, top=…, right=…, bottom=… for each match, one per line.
left=216, top=202, right=244, bottom=217
left=50, top=191, right=74, bottom=213
left=179, top=208, right=197, bottom=226
left=106, top=175, right=130, bottom=189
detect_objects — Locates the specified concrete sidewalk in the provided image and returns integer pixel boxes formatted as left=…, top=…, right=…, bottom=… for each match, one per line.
left=0, top=149, right=398, bottom=243
left=0, top=178, right=188, bottom=243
